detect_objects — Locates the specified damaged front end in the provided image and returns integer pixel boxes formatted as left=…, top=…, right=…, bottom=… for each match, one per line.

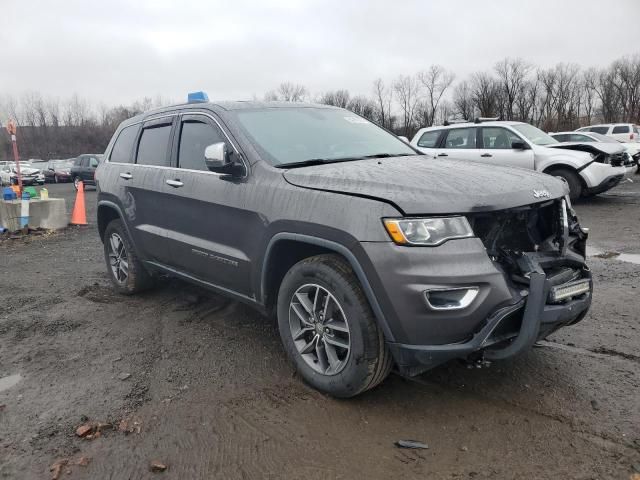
left=466, top=196, right=591, bottom=361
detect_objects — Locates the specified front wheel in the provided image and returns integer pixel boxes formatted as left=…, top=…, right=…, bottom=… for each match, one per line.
left=103, top=219, right=154, bottom=295
left=73, top=177, right=80, bottom=190
left=277, top=254, right=393, bottom=398
left=549, top=168, right=582, bottom=201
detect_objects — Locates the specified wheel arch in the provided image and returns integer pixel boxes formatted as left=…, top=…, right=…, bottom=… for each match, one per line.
left=97, top=201, right=131, bottom=243
left=542, top=164, right=587, bottom=190
left=260, top=233, right=395, bottom=342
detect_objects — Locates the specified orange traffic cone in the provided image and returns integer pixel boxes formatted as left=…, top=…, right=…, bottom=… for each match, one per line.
left=70, top=181, right=88, bottom=225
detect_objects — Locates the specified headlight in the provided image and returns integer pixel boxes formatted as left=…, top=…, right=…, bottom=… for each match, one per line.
left=383, top=217, right=474, bottom=246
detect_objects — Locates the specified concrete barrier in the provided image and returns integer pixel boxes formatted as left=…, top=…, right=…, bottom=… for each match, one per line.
left=0, top=198, right=67, bottom=231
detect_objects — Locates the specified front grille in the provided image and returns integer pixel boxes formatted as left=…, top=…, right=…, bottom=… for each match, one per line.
left=469, top=199, right=560, bottom=255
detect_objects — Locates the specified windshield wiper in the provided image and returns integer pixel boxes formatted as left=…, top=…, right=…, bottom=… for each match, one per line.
left=274, top=158, right=342, bottom=169
left=274, top=153, right=417, bottom=169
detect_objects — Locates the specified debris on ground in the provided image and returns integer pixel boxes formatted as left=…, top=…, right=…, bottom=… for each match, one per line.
left=118, top=418, right=142, bottom=435
left=394, top=440, right=429, bottom=449
left=593, top=251, right=621, bottom=259
left=460, top=445, right=469, bottom=452
left=75, top=421, right=112, bottom=440
left=0, top=404, right=6, bottom=412
left=118, top=372, right=132, bottom=381
left=50, top=456, right=91, bottom=479
left=150, top=460, right=168, bottom=473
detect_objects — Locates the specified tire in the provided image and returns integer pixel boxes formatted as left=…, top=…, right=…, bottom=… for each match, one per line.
left=54, top=174, right=59, bottom=183
left=73, top=177, right=80, bottom=190
left=549, top=168, right=582, bottom=201
left=103, top=219, right=154, bottom=295
left=277, top=254, right=393, bottom=398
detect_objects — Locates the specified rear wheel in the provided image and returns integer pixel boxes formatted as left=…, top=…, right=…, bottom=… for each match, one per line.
left=73, top=177, right=80, bottom=190
left=277, top=254, right=393, bottom=398
left=549, top=168, right=582, bottom=201
left=103, top=219, right=154, bottom=295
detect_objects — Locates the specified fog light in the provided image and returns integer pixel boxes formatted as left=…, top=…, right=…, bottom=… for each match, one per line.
left=548, top=280, right=590, bottom=303
left=425, top=287, right=479, bottom=311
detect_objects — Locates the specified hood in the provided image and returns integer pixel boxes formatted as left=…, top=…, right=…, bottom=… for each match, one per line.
left=282, top=156, right=568, bottom=215
left=12, top=166, right=40, bottom=175
left=547, top=142, right=625, bottom=156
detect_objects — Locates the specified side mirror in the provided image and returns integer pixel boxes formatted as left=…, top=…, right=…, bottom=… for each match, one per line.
left=204, top=142, right=232, bottom=171
left=512, top=141, right=528, bottom=150
left=398, top=135, right=409, bottom=143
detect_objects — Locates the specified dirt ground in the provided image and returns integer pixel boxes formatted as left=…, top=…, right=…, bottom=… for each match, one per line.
left=1, top=180, right=639, bottom=480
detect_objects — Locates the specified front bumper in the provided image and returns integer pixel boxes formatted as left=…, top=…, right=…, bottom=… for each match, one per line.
left=360, top=238, right=592, bottom=376
left=584, top=173, right=624, bottom=195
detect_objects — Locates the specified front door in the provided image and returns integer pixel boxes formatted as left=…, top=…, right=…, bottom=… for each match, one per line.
left=477, top=127, right=535, bottom=170
left=155, top=112, right=259, bottom=297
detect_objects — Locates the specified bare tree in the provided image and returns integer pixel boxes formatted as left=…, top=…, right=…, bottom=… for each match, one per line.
left=319, top=90, right=350, bottom=108
left=417, top=65, right=455, bottom=126
left=265, top=82, right=308, bottom=102
left=453, top=80, right=474, bottom=120
left=470, top=72, right=500, bottom=118
left=494, top=58, right=532, bottom=120
left=372, top=78, right=393, bottom=129
left=347, top=95, right=376, bottom=120
left=393, top=74, right=421, bottom=136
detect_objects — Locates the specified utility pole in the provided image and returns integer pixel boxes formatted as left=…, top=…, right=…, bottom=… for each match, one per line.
left=6, top=119, right=23, bottom=195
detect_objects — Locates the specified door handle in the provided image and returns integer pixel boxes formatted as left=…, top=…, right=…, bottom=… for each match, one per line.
left=166, top=179, right=184, bottom=188
left=437, top=153, right=448, bottom=157
left=119, top=172, right=133, bottom=180
left=481, top=153, right=493, bottom=158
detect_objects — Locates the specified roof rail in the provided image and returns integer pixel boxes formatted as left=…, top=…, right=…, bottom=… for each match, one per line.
left=443, top=119, right=468, bottom=126
left=474, top=117, right=500, bottom=124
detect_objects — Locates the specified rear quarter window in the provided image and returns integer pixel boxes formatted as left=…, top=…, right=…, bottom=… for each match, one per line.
left=417, top=130, right=441, bottom=148
left=612, top=125, right=630, bottom=134
left=110, top=125, right=139, bottom=164
left=589, top=126, right=609, bottom=135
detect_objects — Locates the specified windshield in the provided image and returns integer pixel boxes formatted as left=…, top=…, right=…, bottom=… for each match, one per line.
left=590, top=132, right=620, bottom=144
left=513, top=124, right=558, bottom=146
left=232, top=107, right=416, bottom=166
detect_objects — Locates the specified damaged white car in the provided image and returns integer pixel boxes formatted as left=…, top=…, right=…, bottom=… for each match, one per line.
left=411, top=120, right=635, bottom=200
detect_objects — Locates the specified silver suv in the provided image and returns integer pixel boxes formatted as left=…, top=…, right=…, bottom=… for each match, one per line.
left=411, top=120, right=635, bottom=200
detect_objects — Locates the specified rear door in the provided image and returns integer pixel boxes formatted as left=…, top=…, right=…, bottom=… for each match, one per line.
left=154, top=112, right=257, bottom=296
left=437, top=127, right=481, bottom=161
left=413, top=129, right=444, bottom=157
left=477, top=126, right=535, bottom=170
left=113, top=117, right=176, bottom=262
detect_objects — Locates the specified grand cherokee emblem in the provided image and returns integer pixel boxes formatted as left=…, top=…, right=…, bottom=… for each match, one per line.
left=533, top=189, right=550, bottom=198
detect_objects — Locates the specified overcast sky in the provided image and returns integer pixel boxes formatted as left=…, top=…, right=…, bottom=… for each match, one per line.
left=1, top=0, right=639, bottom=106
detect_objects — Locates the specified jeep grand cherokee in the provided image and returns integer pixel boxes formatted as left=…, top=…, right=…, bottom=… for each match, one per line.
left=96, top=98, right=592, bottom=398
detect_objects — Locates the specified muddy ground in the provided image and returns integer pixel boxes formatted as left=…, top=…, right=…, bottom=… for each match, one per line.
left=1, top=180, right=639, bottom=479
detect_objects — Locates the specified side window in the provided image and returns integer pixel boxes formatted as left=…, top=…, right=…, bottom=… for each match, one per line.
left=417, top=130, right=441, bottom=148
left=81, top=157, right=89, bottom=167
left=444, top=128, right=476, bottom=149
left=589, top=126, right=609, bottom=134
left=612, top=125, right=630, bottom=134
left=570, top=134, right=594, bottom=142
left=136, top=123, right=173, bottom=167
left=110, top=125, right=139, bottom=164
left=178, top=119, right=225, bottom=171
left=74, top=158, right=81, bottom=166
left=481, top=127, right=522, bottom=149
left=88, top=157, right=100, bottom=168
left=553, top=134, right=569, bottom=142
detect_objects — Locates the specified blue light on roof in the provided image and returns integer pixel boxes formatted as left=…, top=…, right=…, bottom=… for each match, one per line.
left=188, top=91, right=209, bottom=103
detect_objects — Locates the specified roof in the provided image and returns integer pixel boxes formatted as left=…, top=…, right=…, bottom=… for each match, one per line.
left=120, top=101, right=339, bottom=128
left=417, top=120, right=527, bottom=132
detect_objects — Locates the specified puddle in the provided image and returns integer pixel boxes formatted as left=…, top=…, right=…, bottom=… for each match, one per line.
left=0, top=374, right=22, bottom=393
left=587, top=246, right=640, bottom=265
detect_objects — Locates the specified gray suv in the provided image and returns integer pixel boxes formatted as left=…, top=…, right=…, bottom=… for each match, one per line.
left=96, top=99, right=593, bottom=397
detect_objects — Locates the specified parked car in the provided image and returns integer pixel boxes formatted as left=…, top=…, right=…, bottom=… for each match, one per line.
left=96, top=98, right=592, bottom=397
left=44, top=159, right=74, bottom=183
left=411, top=120, right=635, bottom=200
left=0, top=162, right=45, bottom=186
left=550, top=131, right=640, bottom=170
left=576, top=123, right=640, bottom=143
left=70, top=154, right=103, bottom=190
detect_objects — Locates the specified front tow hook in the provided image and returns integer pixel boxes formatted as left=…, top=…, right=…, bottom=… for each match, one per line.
left=484, top=272, right=548, bottom=361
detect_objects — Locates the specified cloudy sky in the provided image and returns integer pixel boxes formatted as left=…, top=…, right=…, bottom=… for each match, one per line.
left=1, top=0, right=639, bottom=105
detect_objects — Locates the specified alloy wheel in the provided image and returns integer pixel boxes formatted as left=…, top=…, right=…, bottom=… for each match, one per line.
left=289, top=283, right=351, bottom=375
left=108, top=233, right=129, bottom=284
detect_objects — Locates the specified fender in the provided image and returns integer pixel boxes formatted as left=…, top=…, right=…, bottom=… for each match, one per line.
left=97, top=200, right=135, bottom=244
left=261, top=232, right=396, bottom=342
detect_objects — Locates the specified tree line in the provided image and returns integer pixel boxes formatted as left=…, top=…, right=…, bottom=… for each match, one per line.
left=2, top=55, right=639, bottom=160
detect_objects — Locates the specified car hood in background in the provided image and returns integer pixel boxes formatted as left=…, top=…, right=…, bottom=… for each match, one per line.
left=11, top=167, right=40, bottom=175
left=547, top=142, right=625, bottom=156
left=283, top=156, right=567, bottom=215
